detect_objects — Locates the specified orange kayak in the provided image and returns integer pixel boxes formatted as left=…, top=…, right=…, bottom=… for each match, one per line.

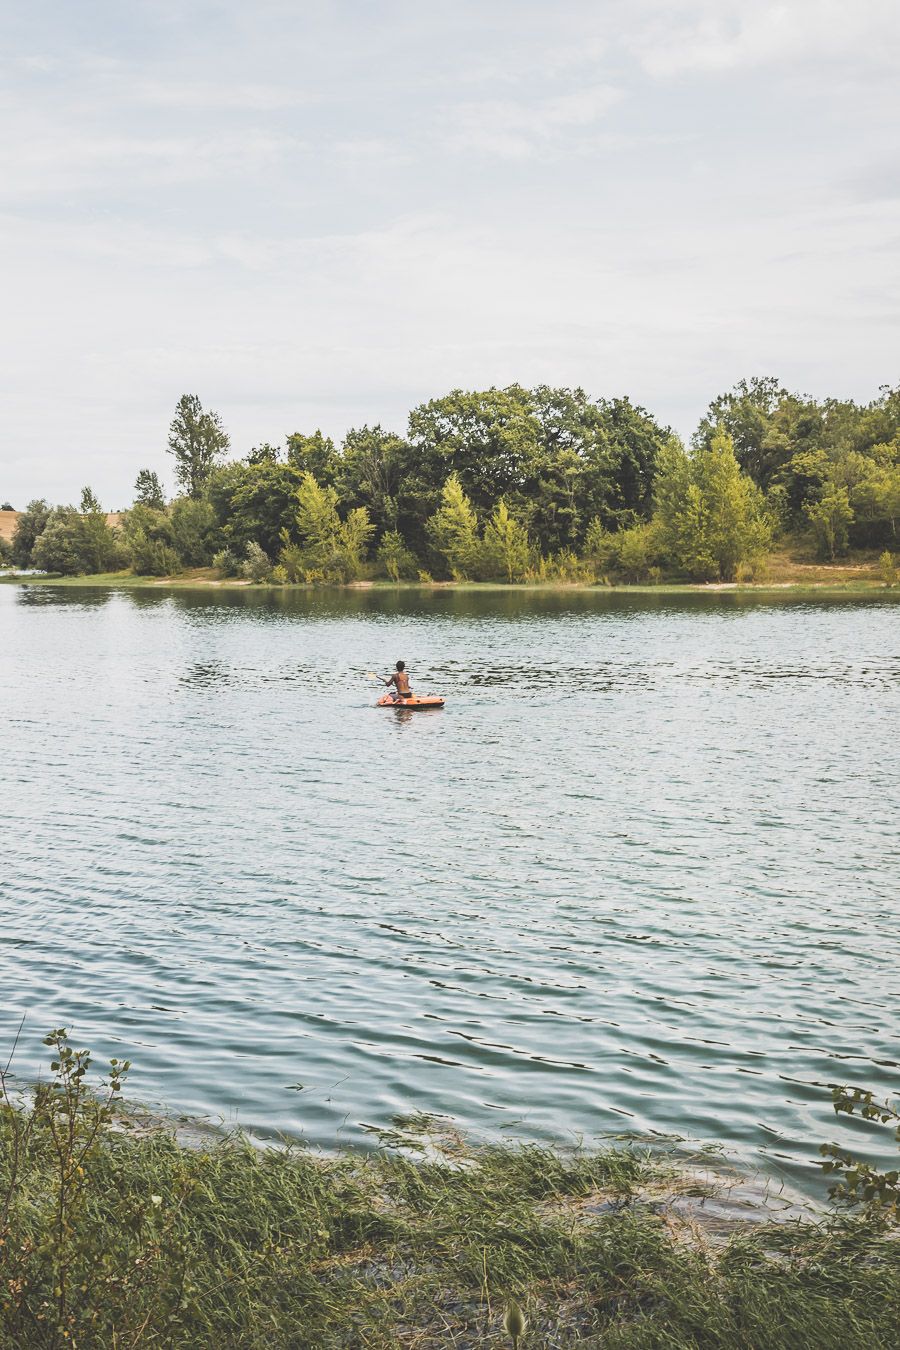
left=376, top=693, right=445, bottom=709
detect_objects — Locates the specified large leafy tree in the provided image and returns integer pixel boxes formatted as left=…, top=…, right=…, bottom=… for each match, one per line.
left=654, top=434, right=771, bottom=580
left=167, top=395, right=230, bottom=497
left=11, top=499, right=51, bottom=567
left=207, top=459, right=302, bottom=557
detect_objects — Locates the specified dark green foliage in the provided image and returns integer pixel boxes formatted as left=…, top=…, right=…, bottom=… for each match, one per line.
left=29, top=491, right=123, bottom=576
left=169, top=497, right=219, bottom=566
left=206, top=458, right=302, bottom=557
left=134, top=469, right=166, bottom=510
left=11, top=498, right=51, bottom=567
left=167, top=394, right=230, bottom=498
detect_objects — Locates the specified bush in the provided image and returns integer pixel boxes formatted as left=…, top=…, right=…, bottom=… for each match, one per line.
left=270, top=564, right=289, bottom=585
left=878, top=550, right=897, bottom=587
left=212, top=547, right=241, bottom=577
left=241, top=541, right=272, bottom=582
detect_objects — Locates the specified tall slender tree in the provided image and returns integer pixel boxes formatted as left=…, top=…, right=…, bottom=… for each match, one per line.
left=167, top=395, right=230, bottom=498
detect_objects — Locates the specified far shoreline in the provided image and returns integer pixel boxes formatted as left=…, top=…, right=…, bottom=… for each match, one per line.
left=0, top=567, right=895, bottom=597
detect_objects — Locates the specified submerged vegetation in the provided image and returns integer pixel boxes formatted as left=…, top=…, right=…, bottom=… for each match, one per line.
left=4, top=377, right=900, bottom=586
left=1, top=1033, right=898, bottom=1348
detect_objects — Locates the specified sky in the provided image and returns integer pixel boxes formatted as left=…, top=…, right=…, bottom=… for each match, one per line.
left=1, top=0, right=898, bottom=507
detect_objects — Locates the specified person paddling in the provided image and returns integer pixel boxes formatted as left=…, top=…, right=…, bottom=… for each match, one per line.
left=380, top=661, right=412, bottom=703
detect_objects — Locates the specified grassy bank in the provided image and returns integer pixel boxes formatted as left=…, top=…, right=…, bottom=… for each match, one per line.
left=1, top=559, right=894, bottom=597
left=2, top=1037, right=899, bottom=1349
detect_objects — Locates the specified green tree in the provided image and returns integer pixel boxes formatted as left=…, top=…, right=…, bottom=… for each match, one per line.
left=286, top=430, right=337, bottom=483
left=31, top=509, right=82, bottom=574
left=481, top=501, right=531, bottom=582
left=654, top=433, right=770, bottom=580
left=121, top=504, right=181, bottom=576
left=426, top=475, right=480, bottom=579
left=76, top=486, right=122, bottom=573
left=334, top=425, right=409, bottom=537
left=376, top=529, right=416, bottom=581
left=11, top=499, right=50, bottom=567
left=133, top=469, right=166, bottom=510
left=207, top=459, right=302, bottom=558
left=167, top=395, right=230, bottom=497
left=169, top=497, right=219, bottom=566
left=292, top=473, right=372, bottom=580
left=694, top=376, right=790, bottom=486
left=693, top=433, right=771, bottom=579
left=806, top=483, right=853, bottom=559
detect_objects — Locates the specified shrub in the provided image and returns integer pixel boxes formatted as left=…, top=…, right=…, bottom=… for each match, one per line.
left=878, top=550, right=897, bottom=587
left=212, top=547, right=241, bottom=576
left=241, top=541, right=272, bottom=582
left=270, top=564, right=288, bottom=585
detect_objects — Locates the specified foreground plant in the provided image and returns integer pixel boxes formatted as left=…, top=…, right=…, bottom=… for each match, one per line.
left=820, top=1085, right=900, bottom=1224
left=2, top=1033, right=900, bottom=1348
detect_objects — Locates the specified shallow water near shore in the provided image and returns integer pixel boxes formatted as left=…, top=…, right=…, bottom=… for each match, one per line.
left=1, top=583, right=898, bottom=1197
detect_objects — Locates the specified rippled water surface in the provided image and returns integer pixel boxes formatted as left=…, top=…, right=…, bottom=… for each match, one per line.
left=2, top=584, right=898, bottom=1194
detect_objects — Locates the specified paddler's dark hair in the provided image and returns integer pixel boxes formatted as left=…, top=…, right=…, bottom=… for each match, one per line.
left=396, top=660, right=405, bottom=670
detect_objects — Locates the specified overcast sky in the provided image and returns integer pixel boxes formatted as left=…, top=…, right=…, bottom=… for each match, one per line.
left=1, top=0, right=898, bottom=506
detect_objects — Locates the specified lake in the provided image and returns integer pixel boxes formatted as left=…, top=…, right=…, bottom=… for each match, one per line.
left=1, top=583, right=898, bottom=1196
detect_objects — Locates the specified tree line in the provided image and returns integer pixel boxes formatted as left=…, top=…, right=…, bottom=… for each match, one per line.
left=4, top=380, right=899, bottom=584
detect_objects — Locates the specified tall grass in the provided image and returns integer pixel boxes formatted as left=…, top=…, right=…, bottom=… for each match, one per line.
left=1, top=1033, right=898, bottom=1347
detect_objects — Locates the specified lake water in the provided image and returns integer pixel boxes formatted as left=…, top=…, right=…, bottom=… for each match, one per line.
left=1, top=583, right=898, bottom=1196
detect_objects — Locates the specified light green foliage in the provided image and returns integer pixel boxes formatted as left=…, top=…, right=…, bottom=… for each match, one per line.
left=376, top=528, right=416, bottom=581
left=167, top=394, right=230, bottom=498
left=241, top=540, right=272, bottom=582
left=426, top=474, right=481, bottom=579
left=133, top=468, right=166, bottom=510
left=293, top=473, right=373, bottom=581
left=805, top=483, right=854, bottom=559
left=615, top=522, right=663, bottom=582
left=653, top=433, right=770, bottom=580
left=481, top=501, right=532, bottom=582
left=11, top=498, right=51, bottom=567
left=878, top=550, right=897, bottom=586
left=212, top=546, right=241, bottom=577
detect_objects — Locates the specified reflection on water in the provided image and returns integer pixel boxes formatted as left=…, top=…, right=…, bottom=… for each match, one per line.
left=1, top=583, right=898, bottom=1196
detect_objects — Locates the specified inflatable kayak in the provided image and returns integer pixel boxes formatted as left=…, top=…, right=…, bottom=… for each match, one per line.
left=376, top=693, right=444, bottom=709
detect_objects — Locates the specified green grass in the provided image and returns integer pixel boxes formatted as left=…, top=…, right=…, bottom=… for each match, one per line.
left=1, top=568, right=892, bottom=596
left=2, top=1095, right=899, bottom=1349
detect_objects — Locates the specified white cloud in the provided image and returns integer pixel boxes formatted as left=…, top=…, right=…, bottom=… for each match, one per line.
left=444, top=85, right=622, bottom=159
left=630, top=0, right=900, bottom=77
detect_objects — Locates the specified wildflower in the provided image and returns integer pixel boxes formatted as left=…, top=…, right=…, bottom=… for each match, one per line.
left=150, top=1194, right=162, bottom=1207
